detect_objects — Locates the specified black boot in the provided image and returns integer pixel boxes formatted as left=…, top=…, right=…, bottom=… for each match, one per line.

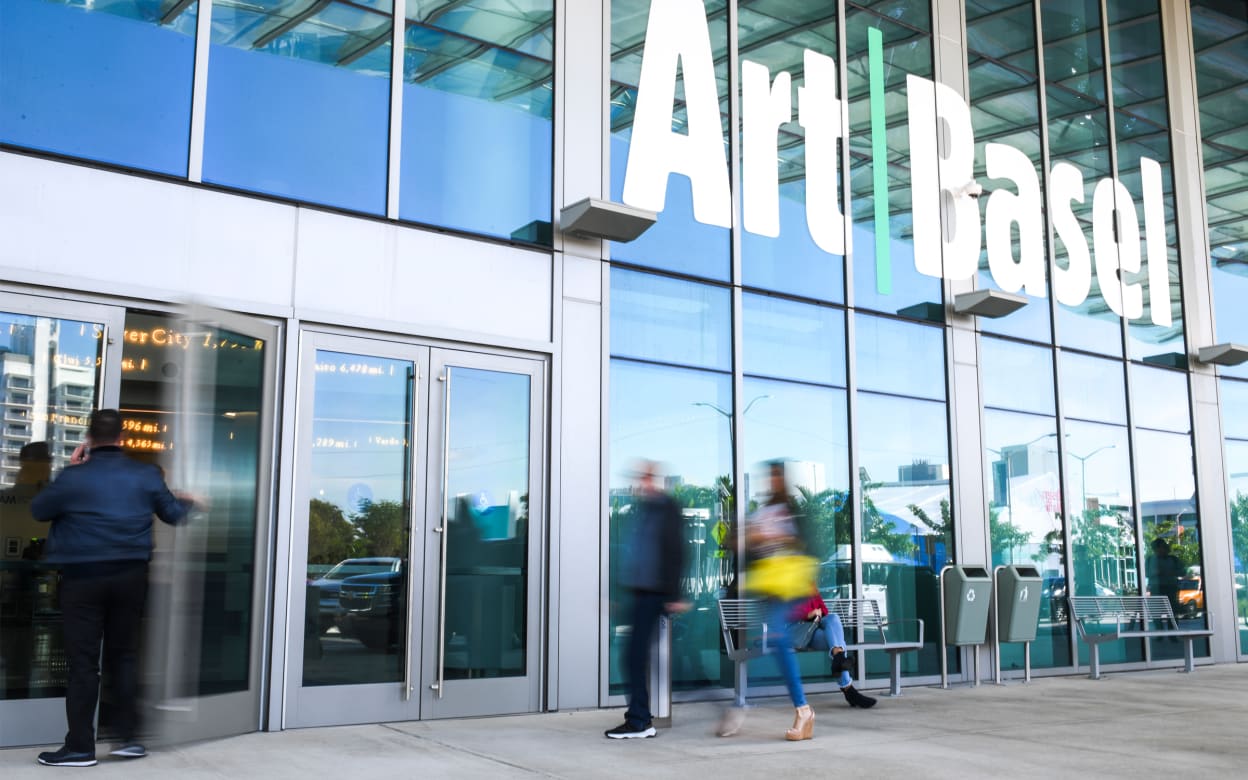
left=841, top=684, right=877, bottom=709
left=830, top=650, right=856, bottom=677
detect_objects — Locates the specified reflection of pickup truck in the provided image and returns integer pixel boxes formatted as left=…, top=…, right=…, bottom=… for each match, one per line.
left=308, top=557, right=401, bottom=633
left=338, top=569, right=404, bottom=650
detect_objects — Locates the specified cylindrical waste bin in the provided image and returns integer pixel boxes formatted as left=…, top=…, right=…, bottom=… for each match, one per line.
left=996, top=565, right=1043, bottom=643
left=648, top=615, right=672, bottom=728
left=942, top=566, right=993, bottom=645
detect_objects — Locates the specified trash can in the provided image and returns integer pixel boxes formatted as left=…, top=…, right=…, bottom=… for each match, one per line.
left=996, top=565, right=1043, bottom=643
left=648, top=615, right=672, bottom=728
left=942, top=566, right=993, bottom=646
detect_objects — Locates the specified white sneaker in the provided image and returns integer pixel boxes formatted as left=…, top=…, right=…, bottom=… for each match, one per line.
left=109, top=744, right=147, bottom=759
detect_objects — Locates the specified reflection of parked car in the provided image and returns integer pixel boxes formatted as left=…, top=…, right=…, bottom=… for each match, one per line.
left=1177, top=576, right=1204, bottom=616
left=308, top=557, right=400, bottom=633
left=338, top=568, right=405, bottom=650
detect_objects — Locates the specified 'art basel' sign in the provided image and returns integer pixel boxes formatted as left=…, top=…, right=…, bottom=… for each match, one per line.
left=621, top=0, right=1172, bottom=327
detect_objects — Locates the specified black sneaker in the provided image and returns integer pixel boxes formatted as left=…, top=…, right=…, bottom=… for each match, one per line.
left=605, top=721, right=656, bottom=739
left=109, top=744, right=147, bottom=759
left=37, top=746, right=97, bottom=767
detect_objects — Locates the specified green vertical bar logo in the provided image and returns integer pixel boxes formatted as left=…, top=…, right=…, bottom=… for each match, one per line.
left=868, top=27, right=891, bottom=296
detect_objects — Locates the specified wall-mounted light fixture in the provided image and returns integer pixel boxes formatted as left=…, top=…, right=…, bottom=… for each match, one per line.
left=1197, top=343, right=1248, bottom=366
left=952, top=289, right=1027, bottom=318
left=560, top=198, right=657, bottom=243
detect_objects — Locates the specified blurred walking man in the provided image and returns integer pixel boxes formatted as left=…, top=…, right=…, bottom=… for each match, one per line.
left=31, top=409, right=193, bottom=767
left=605, top=460, right=687, bottom=739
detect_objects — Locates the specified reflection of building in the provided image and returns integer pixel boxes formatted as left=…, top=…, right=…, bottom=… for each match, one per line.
left=0, top=320, right=93, bottom=486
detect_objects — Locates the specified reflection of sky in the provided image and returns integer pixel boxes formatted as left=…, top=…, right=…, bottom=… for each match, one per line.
left=1060, top=419, right=1132, bottom=512
left=1135, top=429, right=1195, bottom=505
left=741, top=377, right=848, bottom=504
left=981, top=337, right=1054, bottom=415
left=0, top=0, right=196, bottom=176
left=1223, top=379, right=1248, bottom=440
left=0, top=315, right=102, bottom=365
left=1130, top=363, right=1190, bottom=433
left=854, top=313, right=945, bottom=400
left=1060, top=351, right=1127, bottom=424
left=445, top=367, right=530, bottom=507
left=855, top=392, right=949, bottom=485
left=610, top=269, right=731, bottom=370
left=742, top=294, right=845, bottom=385
left=609, top=360, right=731, bottom=490
left=310, top=351, right=412, bottom=513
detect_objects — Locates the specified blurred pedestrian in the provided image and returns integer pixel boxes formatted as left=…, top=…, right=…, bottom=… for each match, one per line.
left=30, top=409, right=194, bottom=767
left=718, top=461, right=818, bottom=740
left=605, top=460, right=688, bottom=740
left=1146, top=538, right=1182, bottom=613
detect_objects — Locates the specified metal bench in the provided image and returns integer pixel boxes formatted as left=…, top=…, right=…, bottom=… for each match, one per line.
left=1069, top=595, right=1213, bottom=680
left=717, top=597, right=924, bottom=703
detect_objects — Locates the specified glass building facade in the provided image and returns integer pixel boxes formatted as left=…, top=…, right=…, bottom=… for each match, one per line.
left=0, top=0, right=1246, bottom=747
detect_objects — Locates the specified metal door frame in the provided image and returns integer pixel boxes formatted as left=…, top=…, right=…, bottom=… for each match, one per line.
left=418, top=348, right=547, bottom=719
left=283, top=332, right=430, bottom=728
left=0, top=291, right=125, bottom=748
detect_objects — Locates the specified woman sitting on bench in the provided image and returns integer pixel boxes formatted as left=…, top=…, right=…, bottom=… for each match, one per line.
left=790, top=591, right=876, bottom=709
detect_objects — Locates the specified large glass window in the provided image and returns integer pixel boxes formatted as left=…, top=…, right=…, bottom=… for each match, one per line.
left=608, top=269, right=733, bottom=694
left=737, top=2, right=844, bottom=302
left=610, top=0, right=731, bottom=280
left=1223, top=378, right=1248, bottom=654
left=1059, top=350, right=1139, bottom=666
left=1107, top=2, right=1184, bottom=361
left=854, top=313, right=949, bottom=679
left=398, top=1, right=553, bottom=243
left=0, top=0, right=198, bottom=176
left=981, top=337, right=1068, bottom=669
left=1193, top=0, right=1248, bottom=380
left=1042, top=1, right=1121, bottom=356
left=965, top=0, right=1051, bottom=343
left=203, top=1, right=393, bottom=215
left=740, top=294, right=849, bottom=688
left=847, top=2, right=938, bottom=315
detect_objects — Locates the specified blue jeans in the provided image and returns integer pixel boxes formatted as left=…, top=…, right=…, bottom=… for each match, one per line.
left=806, top=612, right=853, bottom=687
left=624, top=590, right=666, bottom=727
left=765, top=598, right=807, bottom=707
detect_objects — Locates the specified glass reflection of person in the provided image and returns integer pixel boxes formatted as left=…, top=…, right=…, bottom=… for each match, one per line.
left=0, top=441, right=53, bottom=558
left=1146, top=538, right=1182, bottom=614
left=0, top=442, right=52, bottom=701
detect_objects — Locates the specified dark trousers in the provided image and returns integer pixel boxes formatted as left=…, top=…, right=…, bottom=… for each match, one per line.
left=624, top=590, right=665, bottom=728
left=59, top=562, right=148, bottom=751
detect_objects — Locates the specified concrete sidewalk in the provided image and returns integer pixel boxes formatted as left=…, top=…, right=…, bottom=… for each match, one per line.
left=4, top=664, right=1248, bottom=778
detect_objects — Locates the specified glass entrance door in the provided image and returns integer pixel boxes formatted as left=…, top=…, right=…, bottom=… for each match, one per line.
left=0, top=293, right=125, bottom=748
left=286, top=335, right=544, bottom=727
left=419, top=349, right=544, bottom=719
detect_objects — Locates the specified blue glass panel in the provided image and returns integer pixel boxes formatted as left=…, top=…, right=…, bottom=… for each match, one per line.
left=981, top=337, right=1055, bottom=415
left=0, top=0, right=196, bottom=176
left=398, top=5, right=553, bottom=241
left=1222, top=378, right=1248, bottom=440
left=610, top=269, right=731, bottom=371
left=855, top=314, right=945, bottom=400
left=202, top=1, right=392, bottom=214
left=742, top=294, right=846, bottom=386
left=1059, top=351, right=1127, bottom=424
left=1130, top=364, right=1191, bottom=433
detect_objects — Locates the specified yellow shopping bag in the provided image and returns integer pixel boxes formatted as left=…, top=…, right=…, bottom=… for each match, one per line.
left=745, top=554, right=817, bottom=600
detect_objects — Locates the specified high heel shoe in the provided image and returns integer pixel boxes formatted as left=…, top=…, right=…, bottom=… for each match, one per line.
left=785, top=704, right=814, bottom=741
left=841, top=684, right=877, bottom=709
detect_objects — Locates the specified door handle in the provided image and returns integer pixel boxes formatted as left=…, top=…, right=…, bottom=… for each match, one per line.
left=403, top=364, right=420, bottom=701
left=431, top=370, right=451, bottom=698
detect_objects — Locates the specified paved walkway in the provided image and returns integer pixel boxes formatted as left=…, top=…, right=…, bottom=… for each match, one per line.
left=4, top=664, right=1248, bottom=778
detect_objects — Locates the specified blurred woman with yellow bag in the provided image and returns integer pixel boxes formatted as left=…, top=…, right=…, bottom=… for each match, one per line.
left=718, top=461, right=817, bottom=741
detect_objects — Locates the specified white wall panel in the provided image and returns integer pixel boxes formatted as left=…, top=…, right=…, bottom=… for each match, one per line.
left=294, top=209, right=552, bottom=344
left=0, top=152, right=296, bottom=312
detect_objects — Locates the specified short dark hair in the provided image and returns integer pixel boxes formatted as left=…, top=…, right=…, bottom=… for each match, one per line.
left=89, top=409, right=124, bottom=443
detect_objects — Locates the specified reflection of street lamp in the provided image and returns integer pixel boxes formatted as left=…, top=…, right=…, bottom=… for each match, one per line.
left=1068, top=445, right=1116, bottom=515
left=692, top=394, right=769, bottom=456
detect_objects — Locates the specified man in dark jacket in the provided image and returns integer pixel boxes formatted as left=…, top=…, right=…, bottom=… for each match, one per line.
left=31, top=409, right=193, bottom=767
left=605, top=460, right=687, bottom=739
